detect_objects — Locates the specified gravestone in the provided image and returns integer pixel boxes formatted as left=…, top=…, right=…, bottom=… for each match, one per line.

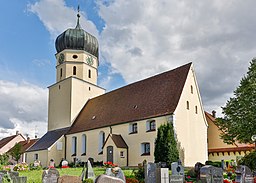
left=200, top=165, right=223, bottom=183
left=145, top=162, right=158, bottom=183
left=61, top=160, right=68, bottom=167
left=12, top=176, right=27, bottom=183
left=0, top=172, right=4, bottom=183
left=156, top=168, right=169, bottom=183
left=86, top=160, right=96, bottom=181
left=169, top=175, right=184, bottom=183
left=171, top=161, right=184, bottom=182
left=235, top=165, right=254, bottom=183
left=42, top=168, right=60, bottom=183
left=112, top=167, right=126, bottom=182
left=57, top=175, right=81, bottom=183
left=95, top=174, right=125, bottom=183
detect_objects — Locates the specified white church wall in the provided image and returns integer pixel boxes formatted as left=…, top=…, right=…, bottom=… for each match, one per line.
left=174, top=65, right=208, bottom=166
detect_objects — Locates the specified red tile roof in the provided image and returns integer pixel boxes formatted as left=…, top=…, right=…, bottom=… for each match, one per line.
left=68, top=63, right=192, bottom=134
left=8, top=138, right=39, bottom=154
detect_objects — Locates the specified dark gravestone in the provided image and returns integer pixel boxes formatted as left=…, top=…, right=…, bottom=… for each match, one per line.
left=200, top=165, right=223, bottom=183
left=169, top=175, right=184, bottom=183
left=145, top=163, right=158, bottom=183
left=42, top=168, right=60, bottom=183
left=195, top=162, right=204, bottom=180
left=95, top=174, right=125, bottom=183
left=235, top=165, right=254, bottom=183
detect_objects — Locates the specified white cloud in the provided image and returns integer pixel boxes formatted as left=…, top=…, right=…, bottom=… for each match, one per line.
left=28, top=0, right=256, bottom=117
left=98, top=0, right=256, bottom=115
left=27, top=0, right=99, bottom=39
left=0, top=80, right=47, bottom=139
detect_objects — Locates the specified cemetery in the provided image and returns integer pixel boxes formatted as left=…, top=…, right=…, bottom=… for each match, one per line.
left=0, top=155, right=256, bottom=183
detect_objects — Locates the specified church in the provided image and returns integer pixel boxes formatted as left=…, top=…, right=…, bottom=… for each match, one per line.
left=26, top=11, right=208, bottom=167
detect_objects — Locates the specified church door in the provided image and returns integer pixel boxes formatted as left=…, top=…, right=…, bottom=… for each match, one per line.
left=107, top=146, right=113, bottom=163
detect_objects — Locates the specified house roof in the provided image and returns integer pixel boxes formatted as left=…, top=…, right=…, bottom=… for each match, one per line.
left=68, top=62, right=192, bottom=134
left=0, top=134, right=25, bottom=149
left=205, top=111, right=255, bottom=152
left=26, top=127, right=70, bottom=152
left=8, top=138, right=38, bottom=154
left=103, top=134, right=128, bottom=149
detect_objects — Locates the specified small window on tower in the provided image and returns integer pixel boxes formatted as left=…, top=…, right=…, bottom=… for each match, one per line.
left=73, top=66, right=77, bottom=75
left=60, top=68, right=63, bottom=78
left=187, top=101, right=190, bottom=110
left=88, top=69, right=91, bottom=78
left=73, top=55, right=78, bottom=59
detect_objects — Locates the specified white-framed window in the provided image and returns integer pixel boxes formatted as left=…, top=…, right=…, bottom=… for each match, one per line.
left=81, top=134, right=87, bottom=155
left=120, top=151, right=124, bottom=158
left=129, top=123, right=138, bottom=134
left=146, top=120, right=156, bottom=132
left=141, top=143, right=150, bottom=155
left=98, top=131, right=105, bottom=153
left=34, top=153, right=38, bottom=161
left=56, top=141, right=62, bottom=150
left=72, top=136, right=77, bottom=156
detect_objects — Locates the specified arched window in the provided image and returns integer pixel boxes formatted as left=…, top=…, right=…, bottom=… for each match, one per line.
left=81, top=134, right=87, bottom=155
left=73, top=66, right=77, bottom=75
left=141, top=142, right=150, bottom=155
left=88, top=69, right=91, bottom=78
left=98, top=131, right=105, bottom=153
left=72, top=136, right=77, bottom=156
left=191, top=85, right=193, bottom=94
left=60, top=68, right=63, bottom=78
left=186, top=101, right=189, bottom=110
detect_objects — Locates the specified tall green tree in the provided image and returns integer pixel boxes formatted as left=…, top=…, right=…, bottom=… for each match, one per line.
left=9, top=143, right=22, bottom=164
left=154, top=122, right=179, bottom=167
left=216, top=59, right=256, bottom=144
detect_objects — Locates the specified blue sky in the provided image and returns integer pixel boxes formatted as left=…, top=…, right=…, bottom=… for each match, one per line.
left=0, top=0, right=256, bottom=138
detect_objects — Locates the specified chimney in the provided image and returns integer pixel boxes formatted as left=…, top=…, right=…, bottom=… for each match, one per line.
left=16, top=130, right=19, bottom=135
left=212, top=110, right=216, bottom=118
left=27, top=137, right=30, bottom=144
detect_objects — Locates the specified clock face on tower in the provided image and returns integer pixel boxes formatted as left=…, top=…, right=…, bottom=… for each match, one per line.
left=58, top=53, right=65, bottom=64
left=86, top=55, right=94, bottom=66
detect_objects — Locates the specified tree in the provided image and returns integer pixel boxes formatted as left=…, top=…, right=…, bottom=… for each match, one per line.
left=154, top=122, right=179, bottom=167
left=216, top=59, right=256, bottom=144
left=9, top=143, right=22, bottom=164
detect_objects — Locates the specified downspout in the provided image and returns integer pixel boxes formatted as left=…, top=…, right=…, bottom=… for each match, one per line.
left=127, top=147, right=129, bottom=167
left=64, top=135, right=67, bottom=160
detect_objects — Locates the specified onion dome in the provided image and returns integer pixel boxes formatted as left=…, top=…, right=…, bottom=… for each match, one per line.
left=55, top=7, right=99, bottom=58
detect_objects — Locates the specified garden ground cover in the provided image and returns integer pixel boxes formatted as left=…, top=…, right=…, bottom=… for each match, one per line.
left=19, top=167, right=135, bottom=183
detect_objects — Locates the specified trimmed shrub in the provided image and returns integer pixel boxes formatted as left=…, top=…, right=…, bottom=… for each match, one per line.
left=239, top=151, right=256, bottom=171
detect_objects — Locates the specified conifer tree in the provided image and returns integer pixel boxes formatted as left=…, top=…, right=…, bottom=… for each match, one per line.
left=154, top=122, right=179, bottom=167
left=216, top=59, right=256, bottom=144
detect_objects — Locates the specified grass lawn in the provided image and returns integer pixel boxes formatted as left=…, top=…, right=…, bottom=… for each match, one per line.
left=19, top=167, right=135, bottom=183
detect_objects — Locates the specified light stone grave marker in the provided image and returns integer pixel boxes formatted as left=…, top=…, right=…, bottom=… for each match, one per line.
left=42, top=168, right=60, bottom=183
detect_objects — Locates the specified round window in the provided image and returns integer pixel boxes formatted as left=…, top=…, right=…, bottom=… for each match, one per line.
left=73, top=55, right=78, bottom=59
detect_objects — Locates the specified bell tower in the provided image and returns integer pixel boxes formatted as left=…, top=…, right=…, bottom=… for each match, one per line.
left=48, top=8, right=105, bottom=131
